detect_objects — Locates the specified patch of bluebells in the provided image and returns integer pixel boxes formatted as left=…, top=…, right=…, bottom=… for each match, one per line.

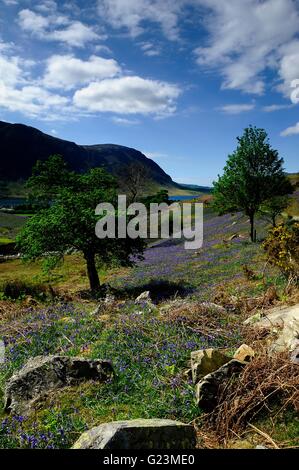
left=112, top=209, right=268, bottom=299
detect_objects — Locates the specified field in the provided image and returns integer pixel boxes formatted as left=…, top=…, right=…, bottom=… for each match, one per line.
left=0, top=202, right=298, bottom=449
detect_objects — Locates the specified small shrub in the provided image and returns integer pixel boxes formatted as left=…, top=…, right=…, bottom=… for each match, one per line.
left=0, top=280, right=55, bottom=301
left=263, top=223, right=299, bottom=284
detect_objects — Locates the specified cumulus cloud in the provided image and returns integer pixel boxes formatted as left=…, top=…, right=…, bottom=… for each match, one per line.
left=43, top=54, right=121, bottom=89
left=0, top=48, right=72, bottom=120
left=281, top=122, right=299, bottom=137
left=96, top=0, right=299, bottom=97
left=0, top=54, right=22, bottom=86
left=218, top=103, right=255, bottom=114
left=194, top=0, right=299, bottom=95
left=0, top=82, right=69, bottom=119
left=18, top=8, right=100, bottom=47
left=74, top=76, right=181, bottom=116
left=98, top=0, right=182, bottom=40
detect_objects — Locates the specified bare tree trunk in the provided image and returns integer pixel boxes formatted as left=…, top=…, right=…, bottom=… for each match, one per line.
left=84, top=252, right=100, bottom=291
left=249, top=212, right=255, bottom=242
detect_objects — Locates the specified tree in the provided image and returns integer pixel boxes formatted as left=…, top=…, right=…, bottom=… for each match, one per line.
left=17, top=155, right=145, bottom=291
left=141, top=189, right=170, bottom=208
left=120, top=162, right=149, bottom=203
left=212, top=126, right=294, bottom=241
left=259, top=195, right=291, bottom=227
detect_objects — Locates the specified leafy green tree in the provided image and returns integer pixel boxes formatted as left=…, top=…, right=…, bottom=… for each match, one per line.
left=141, top=189, right=170, bottom=208
left=212, top=126, right=293, bottom=241
left=17, top=155, right=145, bottom=291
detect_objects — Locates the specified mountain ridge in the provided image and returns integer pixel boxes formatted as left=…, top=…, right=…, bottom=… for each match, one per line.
left=0, top=120, right=178, bottom=192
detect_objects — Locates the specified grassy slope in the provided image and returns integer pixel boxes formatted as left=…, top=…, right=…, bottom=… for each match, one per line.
left=1, top=206, right=297, bottom=448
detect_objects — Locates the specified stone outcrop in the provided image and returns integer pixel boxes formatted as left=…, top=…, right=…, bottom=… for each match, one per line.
left=195, top=359, right=246, bottom=411
left=4, top=355, right=113, bottom=414
left=72, top=419, right=196, bottom=449
left=191, top=348, right=230, bottom=384
left=233, top=344, right=255, bottom=362
left=244, top=304, right=299, bottom=353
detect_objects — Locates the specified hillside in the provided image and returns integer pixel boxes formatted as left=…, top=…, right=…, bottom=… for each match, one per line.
left=0, top=120, right=182, bottom=193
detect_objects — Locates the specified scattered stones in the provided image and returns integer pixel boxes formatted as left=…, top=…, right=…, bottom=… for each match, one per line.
left=4, top=355, right=113, bottom=414
left=91, top=294, right=116, bottom=315
left=191, top=348, right=230, bottom=384
left=196, top=359, right=246, bottom=411
left=244, top=304, right=299, bottom=353
left=234, top=344, right=255, bottom=362
left=135, top=291, right=151, bottom=303
left=72, top=419, right=196, bottom=449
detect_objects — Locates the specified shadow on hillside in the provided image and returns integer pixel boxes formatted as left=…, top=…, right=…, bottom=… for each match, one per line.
left=113, top=279, right=195, bottom=303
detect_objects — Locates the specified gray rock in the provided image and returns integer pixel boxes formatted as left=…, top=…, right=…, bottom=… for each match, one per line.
left=72, top=419, right=196, bottom=449
left=244, top=304, right=299, bottom=353
left=196, top=359, right=246, bottom=411
left=135, top=291, right=151, bottom=303
left=191, top=348, right=230, bottom=384
left=4, top=355, right=113, bottom=414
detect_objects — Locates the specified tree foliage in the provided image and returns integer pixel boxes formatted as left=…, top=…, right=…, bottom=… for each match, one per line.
left=17, top=155, right=145, bottom=291
left=263, top=222, right=299, bottom=284
left=212, top=126, right=293, bottom=241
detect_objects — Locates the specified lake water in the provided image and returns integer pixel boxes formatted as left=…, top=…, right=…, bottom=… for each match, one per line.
left=169, top=195, right=200, bottom=201
left=0, top=195, right=200, bottom=207
left=0, top=198, right=27, bottom=208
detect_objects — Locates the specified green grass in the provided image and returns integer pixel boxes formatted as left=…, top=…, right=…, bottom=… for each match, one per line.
left=0, top=301, right=244, bottom=448
left=0, top=238, right=13, bottom=245
left=0, top=206, right=296, bottom=449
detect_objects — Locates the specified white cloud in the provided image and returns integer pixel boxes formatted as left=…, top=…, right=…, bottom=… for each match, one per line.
left=98, top=0, right=182, bottom=40
left=97, top=0, right=299, bottom=97
left=18, top=8, right=100, bottom=47
left=74, top=76, right=181, bottom=116
left=0, top=54, right=22, bottom=86
left=281, top=122, right=299, bottom=137
left=145, top=151, right=170, bottom=159
left=218, top=103, right=255, bottom=114
left=1, top=0, right=18, bottom=5
left=140, top=42, right=161, bottom=57
left=277, top=40, right=299, bottom=97
left=112, top=117, right=140, bottom=125
left=49, top=22, right=100, bottom=48
left=18, top=9, right=50, bottom=34
left=263, top=104, right=294, bottom=112
left=35, top=1, right=58, bottom=14
left=194, top=0, right=299, bottom=95
left=43, top=54, right=121, bottom=89
left=0, top=83, right=69, bottom=119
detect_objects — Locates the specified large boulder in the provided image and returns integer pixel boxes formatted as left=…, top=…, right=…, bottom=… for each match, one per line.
left=244, top=304, right=299, bottom=353
left=196, top=359, right=246, bottom=411
left=72, top=419, right=196, bottom=449
left=191, top=348, right=230, bottom=384
left=4, top=355, right=113, bottom=414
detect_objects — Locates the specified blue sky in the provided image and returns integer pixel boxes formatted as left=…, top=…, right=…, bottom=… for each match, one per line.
left=0, top=0, right=299, bottom=186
